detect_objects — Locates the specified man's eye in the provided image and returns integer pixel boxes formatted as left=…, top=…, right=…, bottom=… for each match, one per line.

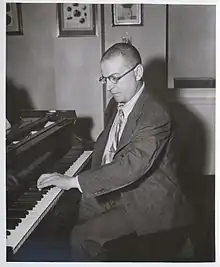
left=110, top=76, right=118, bottom=83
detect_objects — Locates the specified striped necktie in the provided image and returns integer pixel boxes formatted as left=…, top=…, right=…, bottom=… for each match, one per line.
left=102, top=107, right=124, bottom=164
left=113, top=108, right=124, bottom=151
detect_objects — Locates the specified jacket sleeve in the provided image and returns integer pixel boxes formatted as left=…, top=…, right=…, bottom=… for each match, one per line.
left=78, top=108, right=172, bottom=199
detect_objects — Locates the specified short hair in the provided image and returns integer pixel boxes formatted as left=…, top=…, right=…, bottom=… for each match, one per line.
left=101, top=42, right=142, bottom=67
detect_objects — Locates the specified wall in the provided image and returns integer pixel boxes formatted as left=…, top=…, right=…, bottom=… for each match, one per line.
left=169, top=88, right=215, bottom=174
left=168, top=5, right=216, bottom=88
left=6, top=3, right=104, bottom=140
left=6, top=4, right=57, bottom=111
left=167, top=5, right=215, bottom=174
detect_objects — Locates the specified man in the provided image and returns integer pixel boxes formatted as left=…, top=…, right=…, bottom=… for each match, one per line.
left=37, top=43, right=193, bottom=261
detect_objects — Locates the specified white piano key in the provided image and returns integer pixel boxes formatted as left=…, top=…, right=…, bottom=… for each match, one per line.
left=7, top=150, right=92, bottom=254
left=65, top=150, right=93, bottom=176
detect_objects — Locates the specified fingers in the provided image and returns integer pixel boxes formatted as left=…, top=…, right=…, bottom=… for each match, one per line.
left=37, top=173, right=53, bottom=185
left=37, top=173, right=57, bottom=189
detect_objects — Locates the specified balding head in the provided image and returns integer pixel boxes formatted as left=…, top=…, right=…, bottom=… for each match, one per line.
left=100, top=43, right=144, bottom=103
left=101, top=43, right=142, bottom=68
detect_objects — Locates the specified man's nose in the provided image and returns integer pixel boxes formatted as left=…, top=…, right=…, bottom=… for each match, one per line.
left=106, top=80, right=114, bottom=92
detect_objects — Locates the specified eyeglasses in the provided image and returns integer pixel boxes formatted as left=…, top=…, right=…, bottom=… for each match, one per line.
left=99, top=63, right=138, bottom=85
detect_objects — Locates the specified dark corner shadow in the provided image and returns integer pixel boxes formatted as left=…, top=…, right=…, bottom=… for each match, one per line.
left=6, top=77, right=34, bottom=125
left=143, top=58, right=214, bottom=261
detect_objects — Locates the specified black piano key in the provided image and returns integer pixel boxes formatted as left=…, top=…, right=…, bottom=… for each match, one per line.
left=7, top=210, right=28, bottom=218
left=7, top=225, right=16, bottom=230
left=27, top=189, right=43, bottom=194
left=8, top=208, right=28, bottom=213
left=11, top=200, right=35, bottom=206
left=7, top=213, right=26, bottom=219
left=7, top=208, right=27, bottom=213
left=10, top=208, right=32, bottom=214
left=11, top=203, right=36, bottom=210
left=7, top=224, right=17, bottom=230
left=18, top=198, right=42, bottom=204
left=24, top=191, right=43, bottom=196
left=26, top=190, right=47, bottom=197
left=15, top=203, right=37, bottom=210
left=18, top=195, right=43, bottom=201
left=40, top=186, right=54, bottom=192
left=16, top=199, right=38, bottom=205
left=8, top=208, right=29, bottom=214
left=7, top=218, right=21, bottom=229
left=7, top=218, right=22, bottom=223
left=28, top=184, right=53, bottom=191
left=18, top=197, right=43, bottom=202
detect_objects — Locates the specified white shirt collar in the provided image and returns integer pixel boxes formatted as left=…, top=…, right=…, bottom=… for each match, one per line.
left=118, top=82, right=145, bottom=120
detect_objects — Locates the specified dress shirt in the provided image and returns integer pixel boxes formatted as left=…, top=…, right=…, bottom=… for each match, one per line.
left=102, top=82, right=145, bottom=164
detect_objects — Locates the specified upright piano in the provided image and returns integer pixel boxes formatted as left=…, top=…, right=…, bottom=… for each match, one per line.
left=6, top=110, right=93, bottom=261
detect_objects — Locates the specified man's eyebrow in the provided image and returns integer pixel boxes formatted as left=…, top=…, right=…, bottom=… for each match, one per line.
left=107, top=72, right=121, bottom=77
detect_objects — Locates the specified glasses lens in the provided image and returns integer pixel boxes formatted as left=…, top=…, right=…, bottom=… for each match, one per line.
left=109, top=76, right=119, bottom=84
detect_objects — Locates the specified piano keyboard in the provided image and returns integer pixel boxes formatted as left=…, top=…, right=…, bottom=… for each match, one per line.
left=6, top=150, right=93, bottom=254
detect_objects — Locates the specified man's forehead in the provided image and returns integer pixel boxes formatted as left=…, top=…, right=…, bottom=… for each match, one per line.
left=101, top=55, right=129, bottom=71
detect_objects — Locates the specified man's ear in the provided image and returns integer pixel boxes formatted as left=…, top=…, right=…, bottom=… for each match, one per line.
left=134, top=64, right=144, bottom=81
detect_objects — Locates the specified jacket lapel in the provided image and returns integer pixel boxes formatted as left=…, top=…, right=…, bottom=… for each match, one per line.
left=116, top=88, right=149, bottom=153
left=93, top=88, right=149, bottom=167
left=91, top=102, right=117, bottom=168
left=101, top=105, right=117, bottom=148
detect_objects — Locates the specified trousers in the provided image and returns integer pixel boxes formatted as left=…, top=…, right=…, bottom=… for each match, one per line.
left=70, top=195, right=188, bottom=261
left=70, top=195, right=134, bottom=261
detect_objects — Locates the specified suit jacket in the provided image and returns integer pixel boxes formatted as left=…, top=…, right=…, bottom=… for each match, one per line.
left=78, top=88, right=194, bottom=235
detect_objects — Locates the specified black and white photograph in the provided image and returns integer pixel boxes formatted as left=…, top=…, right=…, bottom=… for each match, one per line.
left=3, top=1, right=218, bottom=264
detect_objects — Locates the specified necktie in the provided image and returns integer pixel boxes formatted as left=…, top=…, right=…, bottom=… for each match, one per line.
left=102, top=108, right=124, bottom=164
left=113, top=108, right=124, bottom=151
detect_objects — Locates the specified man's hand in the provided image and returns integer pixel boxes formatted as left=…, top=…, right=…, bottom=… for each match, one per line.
left=37, top=172, right=80, bottom=191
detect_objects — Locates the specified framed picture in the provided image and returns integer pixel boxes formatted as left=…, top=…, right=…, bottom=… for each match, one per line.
left=57, top=3, right=96, bottom=37
left=112, top=4, right=142, bottom=26
left=6, top=3, right=23, bottom=35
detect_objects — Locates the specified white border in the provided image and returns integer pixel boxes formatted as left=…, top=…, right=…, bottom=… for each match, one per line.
left=1, top=1, right=219, bottom=267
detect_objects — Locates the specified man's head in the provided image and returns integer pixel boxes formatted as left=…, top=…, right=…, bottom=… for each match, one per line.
left=100, top=43, right=144, bottom=103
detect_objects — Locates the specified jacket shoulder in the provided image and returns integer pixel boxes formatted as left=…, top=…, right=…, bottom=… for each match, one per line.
left=140, top=95, right=171, bottom=126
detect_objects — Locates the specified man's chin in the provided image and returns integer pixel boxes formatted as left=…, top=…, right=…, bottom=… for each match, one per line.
left=113, top=94, right=122, bottom=103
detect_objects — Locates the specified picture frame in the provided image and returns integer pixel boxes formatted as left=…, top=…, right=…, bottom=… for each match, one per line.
left=112, top=4, right=143, bottom=26
left=6, top=3, right=23, bottom=35
left=57, top=3, right=96, bottom=37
